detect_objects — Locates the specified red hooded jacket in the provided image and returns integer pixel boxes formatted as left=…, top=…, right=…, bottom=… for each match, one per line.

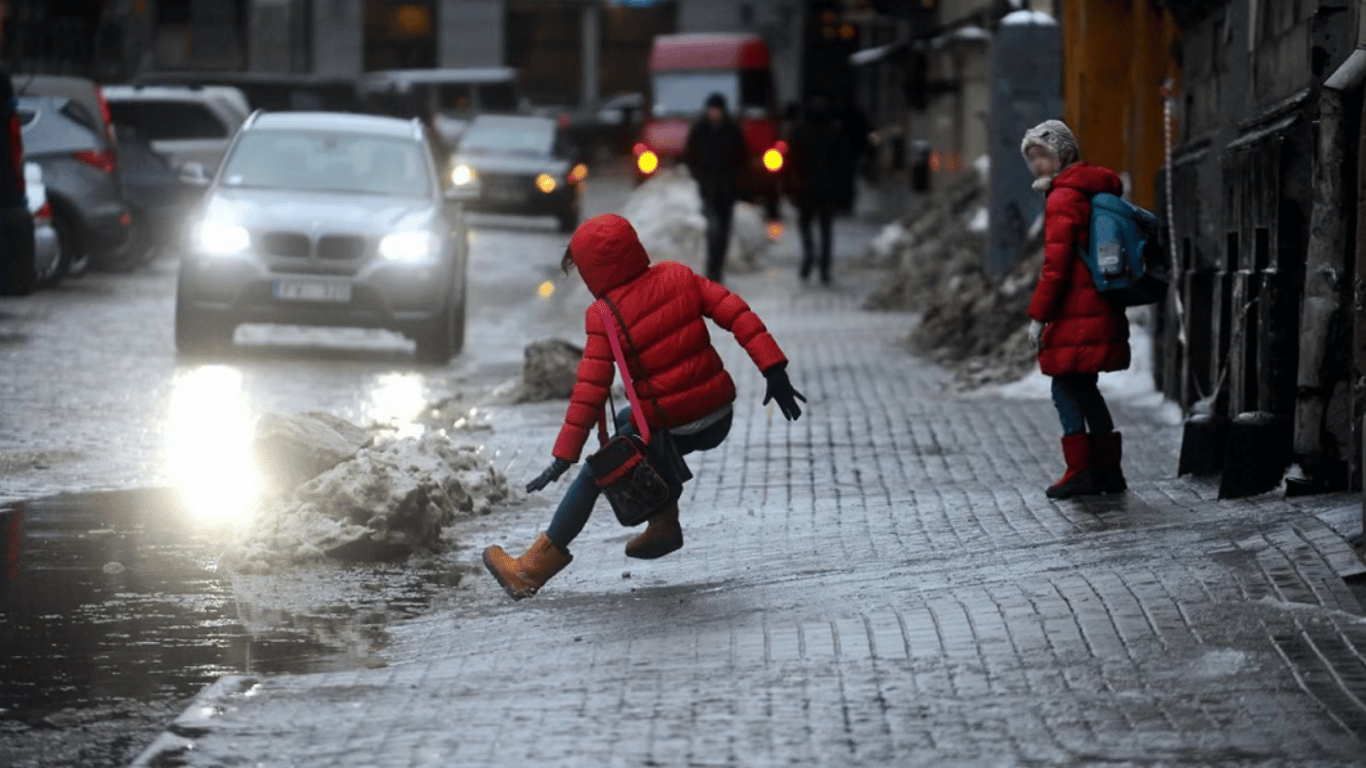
left=552, top=214, right=788, bottom=462
left=1027, top=161, right=1131, bottom=376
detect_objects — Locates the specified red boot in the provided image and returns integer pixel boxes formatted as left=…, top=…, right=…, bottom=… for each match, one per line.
left=1091, top=431, right=1127, bottom=493
left=1047, top=433, right=1097, bottom=499
left=482, top=533, right=572, bottom=600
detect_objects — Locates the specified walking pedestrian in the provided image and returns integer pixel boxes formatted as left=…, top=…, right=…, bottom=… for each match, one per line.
left=482, top=213, right=806, bottom=600
left=1021, top=119, right=1130, bottom=499
left=784, top=93, right=852, bottom=284
left=682, top=92, right=748, bottom=283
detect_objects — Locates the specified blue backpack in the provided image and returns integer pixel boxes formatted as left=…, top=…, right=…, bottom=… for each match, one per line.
left=1076, top=193, right=1169, bottom=306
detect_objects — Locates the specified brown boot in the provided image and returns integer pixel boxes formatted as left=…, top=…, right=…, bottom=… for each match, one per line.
left=1090, top=431, right=1127, bottom=493
left=624, top=504, right=683, bottom=559
left=482, top=533, right=572, bottom=600
left=1046, top=433, right=1097, bottom=499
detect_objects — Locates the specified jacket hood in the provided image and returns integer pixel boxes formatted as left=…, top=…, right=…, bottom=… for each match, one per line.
left=1050, top=161, right=1124, bottom=198
left=569, top=213, right=650, bottom=297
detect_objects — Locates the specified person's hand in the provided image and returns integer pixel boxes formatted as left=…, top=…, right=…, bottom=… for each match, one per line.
left=762, top=363, right=807, bottom=421
left=526, top=458, right=572, bottom=493
left=1028, top=319, right=1045, bottom=351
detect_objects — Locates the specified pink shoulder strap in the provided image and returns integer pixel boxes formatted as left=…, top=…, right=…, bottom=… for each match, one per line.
left=593, top=300, right=652, bottom=444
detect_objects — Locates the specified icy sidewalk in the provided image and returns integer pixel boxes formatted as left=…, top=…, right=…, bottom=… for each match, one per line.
left=131, top=253, right=1366, bottom=767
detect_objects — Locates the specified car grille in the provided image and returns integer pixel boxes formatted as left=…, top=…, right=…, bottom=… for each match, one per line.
left=318, top=235, right=366, bottom=260
left=260, top=231, right=310, bottom=258
left=482, top=174, right=535, bottom=200
left=257, top=230, right=371, bottom=275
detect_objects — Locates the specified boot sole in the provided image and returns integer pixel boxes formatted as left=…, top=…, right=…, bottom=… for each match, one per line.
left=624, top=535, right=683, bottom=560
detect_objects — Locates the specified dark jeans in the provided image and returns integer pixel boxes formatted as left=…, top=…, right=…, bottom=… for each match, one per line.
left=797, top=198, right=836, bottom=281
left=1050, top=373, right=1114, bottom=436
left=546, top=407, right=733, bottom=552
left=701, top=194, right=734, bottom=283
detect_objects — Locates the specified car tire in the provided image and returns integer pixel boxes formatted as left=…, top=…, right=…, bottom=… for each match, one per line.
left=413, top=289, right=463, bottom=365
left=174, top=298, right=234, bottom=355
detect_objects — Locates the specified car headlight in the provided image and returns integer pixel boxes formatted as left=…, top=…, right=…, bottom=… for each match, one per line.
left=379, top=231, right=436, bottom=262
left=536, top=173, right=557, bottom=194
left=450, top=164, right=477, bottom=186
left=196, top=220, right=250, bottom=256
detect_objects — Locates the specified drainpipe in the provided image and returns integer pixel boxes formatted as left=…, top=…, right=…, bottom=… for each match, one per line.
left=1293, top=47, right=1366, bottom=479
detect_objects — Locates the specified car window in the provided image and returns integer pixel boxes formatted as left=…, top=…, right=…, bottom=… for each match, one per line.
left=220, top=130, right=432, bottom=197
left=651, top=73, right=739, bottom=119
left=108, top=100, right=229, bottom=141
left=458, top=120, right=553, bottom=156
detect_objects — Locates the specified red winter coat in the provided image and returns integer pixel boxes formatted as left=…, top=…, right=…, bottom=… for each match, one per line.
left=551, top=214, right=788, bottom=462
left=1027, top=161, right=1131, bottom=376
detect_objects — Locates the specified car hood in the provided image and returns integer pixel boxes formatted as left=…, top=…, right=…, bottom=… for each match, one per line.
left=453, top=152, right=566, bottom=176
left=206, top=187, right=437, bottom=232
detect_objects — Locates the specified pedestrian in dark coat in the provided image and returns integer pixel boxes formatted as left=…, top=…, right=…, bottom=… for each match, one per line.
left=482, top=213, right=806, bottom=600
left=784, top=94, right=852, bottom=284
left=1021, top=119, right=1130, bottom=499
left=682, top=92, right=748, bottom=283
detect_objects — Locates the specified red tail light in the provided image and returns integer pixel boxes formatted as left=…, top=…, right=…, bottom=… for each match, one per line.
left=9, top=115, right=24, bottom=195
left=35, top=201, right=50, bottom=221
left=73, top=149, right=117, bottom=174
left=95, top=86, right=116, bottom=146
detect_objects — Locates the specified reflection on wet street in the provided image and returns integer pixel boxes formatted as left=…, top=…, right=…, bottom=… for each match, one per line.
left=0, top=489, right=459, bottom=723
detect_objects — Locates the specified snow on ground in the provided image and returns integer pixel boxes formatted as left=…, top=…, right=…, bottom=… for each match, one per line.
left=620, top=167, right=769, bottom=272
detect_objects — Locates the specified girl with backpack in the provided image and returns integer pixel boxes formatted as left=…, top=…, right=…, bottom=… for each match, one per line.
left=1020, top=120, right=1130, bottom=499
left=482, top=213, right=806, bottom=600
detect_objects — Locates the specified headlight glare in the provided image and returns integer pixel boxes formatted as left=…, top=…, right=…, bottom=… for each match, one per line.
left=197, top=220, right=250, bottom=256
left=536, top=173, right=557, bottom=194
left=379, top=231, right=436, bottom=262
left=451, top=164, right=476, bottom=186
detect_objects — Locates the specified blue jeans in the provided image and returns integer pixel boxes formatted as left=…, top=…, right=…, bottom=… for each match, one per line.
left=1050, top=374, right=1114, bottom=436
left=545, top=407, right=733, bottom=551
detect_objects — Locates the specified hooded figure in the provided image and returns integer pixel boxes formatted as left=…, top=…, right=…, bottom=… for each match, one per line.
left=1020, top=120, right=1130, bottom=500
left=483, top=214, right=806, bottom=600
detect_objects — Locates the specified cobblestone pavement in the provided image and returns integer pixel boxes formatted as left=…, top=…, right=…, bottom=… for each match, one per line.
left=132, top=223, right=1366, bottom=767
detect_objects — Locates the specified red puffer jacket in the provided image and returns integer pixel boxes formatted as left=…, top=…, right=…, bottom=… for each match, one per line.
left=1027, top=161, right=1131, bottom=376
left=552, top=214, right=788, bottom=462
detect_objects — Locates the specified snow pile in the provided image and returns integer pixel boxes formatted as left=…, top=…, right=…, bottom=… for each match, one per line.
left=621, top=166, right=768, bottom=274
left=220, top=425, right=512, bottom=574
left=511, top=338, right=584, bottom=402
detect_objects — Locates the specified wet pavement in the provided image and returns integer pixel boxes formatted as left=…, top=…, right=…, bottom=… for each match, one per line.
left=119, top=213, right=1366, bottom=766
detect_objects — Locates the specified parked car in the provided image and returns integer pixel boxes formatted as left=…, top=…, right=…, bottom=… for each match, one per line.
left=539, top=92, right=643, bottom=160
left=174, top=111, right=477, bottom=363
left=448, top=113, right=586, bottom=232
left=26, top=162, right=60, bottom=288
left=16, top=95, right=134, bottom=276
left=12, top=73, right=117, bottom=148
left=102, top=84, right=250, bottom=175
left=114, top=123, right=195, bottom=262
left=0, top=68, right=34, bottom=295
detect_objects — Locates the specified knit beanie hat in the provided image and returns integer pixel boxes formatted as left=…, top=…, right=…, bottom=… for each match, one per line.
left=1020, top=119, right=1080, bottom=192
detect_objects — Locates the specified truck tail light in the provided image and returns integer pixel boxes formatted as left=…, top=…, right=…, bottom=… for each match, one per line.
left=762, top=147, right=784, bottom=173
left=636, top=150, right=659, bottom=175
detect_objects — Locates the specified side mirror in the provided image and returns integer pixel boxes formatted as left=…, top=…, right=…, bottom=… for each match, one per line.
left=178, top=162, right=211, bottom=187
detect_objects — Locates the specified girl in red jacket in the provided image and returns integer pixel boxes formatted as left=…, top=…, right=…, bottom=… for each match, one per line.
left=1021, top=120, right=1130, bottom=499
left=483, top=213, right=805, bottom=600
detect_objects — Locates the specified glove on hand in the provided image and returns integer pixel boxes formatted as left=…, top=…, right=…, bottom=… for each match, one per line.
left=1028, top=319, right=1045, bottom=351
left=526, top=458, right=572, bottom=493
left=762, top=363, right=807, bottom=421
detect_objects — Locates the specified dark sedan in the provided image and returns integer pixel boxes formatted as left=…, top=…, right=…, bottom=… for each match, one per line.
left=448, top=114, right=586, bottom=232
left=174, top=111, right=475, bottom=363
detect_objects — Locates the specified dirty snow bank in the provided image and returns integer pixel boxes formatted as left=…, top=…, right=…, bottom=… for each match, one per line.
left=220, top=416, right=512, bottom=574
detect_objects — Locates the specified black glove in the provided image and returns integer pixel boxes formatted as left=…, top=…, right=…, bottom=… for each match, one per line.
left=526, top=458, right=572, bottom=493
left=762, top=363, right=806, bottom=421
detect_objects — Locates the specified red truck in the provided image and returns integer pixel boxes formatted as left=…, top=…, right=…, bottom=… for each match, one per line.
left=633, top=33, right=785, bottom=219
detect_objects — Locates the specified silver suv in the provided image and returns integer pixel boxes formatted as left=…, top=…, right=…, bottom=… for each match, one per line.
left=174, top=111, right=477, bottom=363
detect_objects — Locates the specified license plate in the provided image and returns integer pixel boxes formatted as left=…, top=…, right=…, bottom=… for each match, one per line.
left=273, top=279, right=352, bottom=303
